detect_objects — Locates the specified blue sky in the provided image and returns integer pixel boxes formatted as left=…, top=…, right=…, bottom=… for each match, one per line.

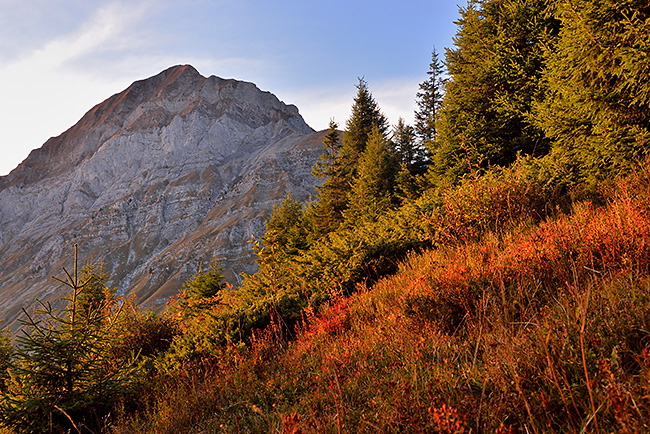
left=0, top=0, right=462, bottom=176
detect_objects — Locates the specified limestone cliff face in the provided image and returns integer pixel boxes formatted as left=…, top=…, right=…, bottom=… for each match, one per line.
left=0, top=65, right=324, bottom=327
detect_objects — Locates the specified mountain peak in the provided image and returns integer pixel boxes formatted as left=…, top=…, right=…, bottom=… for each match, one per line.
left=162, top=63, right=200, bottom=77
left=0, top=65, right=311, bottom=189
left=0, top=66, right=323, bottom=330
left=122, top=64, right=205, bottom=104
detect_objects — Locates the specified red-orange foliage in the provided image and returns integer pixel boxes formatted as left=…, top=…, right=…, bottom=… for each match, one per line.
left=409, top=177, right=650, bottom=331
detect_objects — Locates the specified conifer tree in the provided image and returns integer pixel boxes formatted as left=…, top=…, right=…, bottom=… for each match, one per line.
left=184, top=261, right=226, bottom=301
left=261, top=194, right=309, bottom=259
left=0, top=246, right=136, bottom=434
left=415, top=47, right=445, bottom=150
left=247, top=195, right=307, bottom=293
left=535, top=0, right=650, bottom=179
left=342, top=78, right=389, bottom=170
left=311, top=120, right=347, bottom=234
left=170, top=259, right=228, bottom=321
left=313, top=120, right=343, bottom=180
left=345, top=125, right=398, bottom=223
left=433, top=0, right=557, bottom=183
left=393, top=117, right=427, bottom=174
left=310, top=79, right=389, bottom=232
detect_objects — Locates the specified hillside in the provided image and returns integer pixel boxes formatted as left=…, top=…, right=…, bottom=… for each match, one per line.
left=111, top=160, right=650, bottom=433
left=0, top=1, right=648, bottom=433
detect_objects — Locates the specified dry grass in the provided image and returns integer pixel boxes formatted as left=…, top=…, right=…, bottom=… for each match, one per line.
left=110, top=167, right=650, bottom=433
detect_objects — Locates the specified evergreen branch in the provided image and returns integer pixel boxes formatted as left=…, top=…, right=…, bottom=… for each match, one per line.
left=51, top=275, right=71, bottom=288
left=61, top=267, right=76, bottom=289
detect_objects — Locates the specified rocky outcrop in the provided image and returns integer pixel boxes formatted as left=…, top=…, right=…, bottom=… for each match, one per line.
left=0, top=65, right=325, bottom=329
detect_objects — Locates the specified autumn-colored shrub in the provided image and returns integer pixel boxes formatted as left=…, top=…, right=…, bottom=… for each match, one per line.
left=113, top=164, right=650, bottom=433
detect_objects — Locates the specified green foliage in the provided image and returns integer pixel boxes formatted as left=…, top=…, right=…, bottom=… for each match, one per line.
left=341, top=77, right=389, bottom=175
left=310, top=82, right=393, bottom=241
left=311, top=120, right=347, bottom=234
left=414, top=46, right=445, bottom=147
left=76, top=263, right=109, bottom=319
left=393, top=117, right=427, bottom=175
left=312, top=120, right=342, bottom=181
left=309, top=80, right=393, bottom=240
left=159, top=259, right=236, bottom=364
left=0, top=247, right=138, bottom=434
left=0, top=333, right=12, bottom=394
left=535, top=0, right=650, bottom=180
left=261, top=194, right=310, bottom=258
left=344, top=125, right=399, bottom=224
left=433, top=0, right=557, bottom=183
left=395, top=162, right=422, bottom=202
left=183, top=261, right=226, bottom=301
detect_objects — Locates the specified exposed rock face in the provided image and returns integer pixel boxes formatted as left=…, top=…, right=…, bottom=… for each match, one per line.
left=0, top=65, right=324, bottom=329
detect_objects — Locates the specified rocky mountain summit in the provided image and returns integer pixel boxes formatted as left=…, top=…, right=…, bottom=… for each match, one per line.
left=0, top=65, right=325, bottom=329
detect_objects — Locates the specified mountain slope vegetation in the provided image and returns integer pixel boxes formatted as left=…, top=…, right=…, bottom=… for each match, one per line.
left=1, top=0, right=649, bottom=432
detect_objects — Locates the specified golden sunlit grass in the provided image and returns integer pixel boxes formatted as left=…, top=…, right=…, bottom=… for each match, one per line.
left=111, top=166, right=650, bottom=433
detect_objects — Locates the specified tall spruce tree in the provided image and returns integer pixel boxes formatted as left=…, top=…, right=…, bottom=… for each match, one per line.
left=342, top=78, right=389, bottom=170
left=311, top=120, right=347, bottom=234
left=310, top=79, right=389, bottom=231
left=433, top=0, right=557, bottom=183
left=535, top=0, right=650, bottom=180
left=393, top=117, right=427, bottom=174
left=415, top=47, right=445, bottom=150
left=344, top=125, right=398, bottom=223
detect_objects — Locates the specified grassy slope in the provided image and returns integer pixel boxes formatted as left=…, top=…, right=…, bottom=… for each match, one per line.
left=113, top=166, right=650, bottom=433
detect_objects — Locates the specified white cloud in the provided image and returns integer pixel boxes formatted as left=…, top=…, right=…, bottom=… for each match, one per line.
left=373, top=77, right=421, bottom=129
left=282, top=77, right=422, bottom=133
left=280, top=85, right=355, bottom=132
left=0, top=2, right=149, bottom=176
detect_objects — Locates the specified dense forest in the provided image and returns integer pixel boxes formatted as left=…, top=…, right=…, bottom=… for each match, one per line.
left=1, top=0, right=649, bottom=432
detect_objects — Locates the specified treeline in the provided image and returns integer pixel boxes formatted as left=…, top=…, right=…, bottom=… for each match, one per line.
left=220, top=0, right=650, bottom=348
left=0, top=0, right=648, bottom=432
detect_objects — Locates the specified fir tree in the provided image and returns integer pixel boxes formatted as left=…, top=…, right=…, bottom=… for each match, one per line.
left=433, top=0, right=557, bottom=183
left=169, top=259, right=228, bottom=321
left=261, top=194, right=309, bottom=258
left=311, top=120, right=347, bottom=234
left=342, top=78, right=389, bottom=169
left=0, top=246, right=137, bottom=434
left=247, top=194, right=311, bottom=298
left=310, top=80, right=389, bottom=233
left=415, top=47, right=445, bottom=149
left=393, top=117, right=427, bottom=174
left=535, top=0, right=650, bottom=180
left=183, top=261, right=226, bottom=301
left=345, top=125, right=398, bottom=223
left=313, top=120, right=343, bottom=180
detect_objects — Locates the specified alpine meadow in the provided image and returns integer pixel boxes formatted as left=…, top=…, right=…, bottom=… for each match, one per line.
left=1, top=0, right=650, bottom=432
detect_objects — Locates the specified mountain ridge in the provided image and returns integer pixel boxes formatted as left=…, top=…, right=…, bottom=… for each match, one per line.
left=0, top=65, right=324, bottom=329
left=0, top=65, right=309, bottom=189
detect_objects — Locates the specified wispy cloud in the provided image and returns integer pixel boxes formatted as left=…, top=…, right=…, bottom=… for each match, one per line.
left=373, top=77, right=422, bottom=128
left=0, top=2, right=150, bottom=176
left=283, top=76, right=422, bottom=133
left=280, top=84, right=355, bottom=131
